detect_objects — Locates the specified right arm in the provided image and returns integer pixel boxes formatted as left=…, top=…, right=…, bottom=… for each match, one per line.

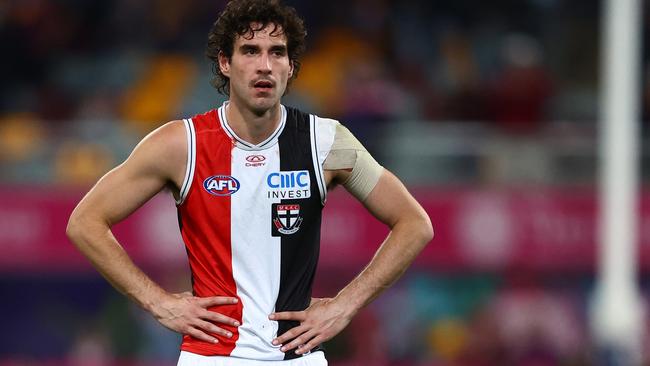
left=66, top=120, right=239, bottom=344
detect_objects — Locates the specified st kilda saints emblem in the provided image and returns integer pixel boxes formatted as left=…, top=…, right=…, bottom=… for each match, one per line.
left=272, top=203, right=303, bottom=235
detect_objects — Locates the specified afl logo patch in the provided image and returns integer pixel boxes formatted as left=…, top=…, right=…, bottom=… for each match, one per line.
left=203, top=175, right=240, bottom=196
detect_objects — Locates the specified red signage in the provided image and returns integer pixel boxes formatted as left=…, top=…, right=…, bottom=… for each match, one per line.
left=2, top=186, right=649, bottom=272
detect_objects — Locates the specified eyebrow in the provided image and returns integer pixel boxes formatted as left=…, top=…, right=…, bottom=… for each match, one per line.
left=239, top=44, right=260, bottom=52
left=238, top=44, right=287, bottom=53
left=269, top=45, right=287, bottom=52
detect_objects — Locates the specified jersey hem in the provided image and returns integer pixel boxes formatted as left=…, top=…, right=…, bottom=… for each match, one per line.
left=179, top=347, right=325, bottom=361
left=180, top=343, right=232, bottom=357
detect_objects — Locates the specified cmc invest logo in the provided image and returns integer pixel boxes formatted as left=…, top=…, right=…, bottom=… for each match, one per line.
left=203, top=175, right=240, bottom=196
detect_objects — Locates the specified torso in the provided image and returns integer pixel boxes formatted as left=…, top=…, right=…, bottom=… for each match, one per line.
left=172, top=103, right=338, bottom=360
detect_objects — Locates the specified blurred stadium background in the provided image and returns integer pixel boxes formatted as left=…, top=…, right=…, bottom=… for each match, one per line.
left=2, top=0, right=650, bottom=365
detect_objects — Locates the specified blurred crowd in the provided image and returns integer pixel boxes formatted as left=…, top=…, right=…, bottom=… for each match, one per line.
left=2, top=0, right=640, bottom=186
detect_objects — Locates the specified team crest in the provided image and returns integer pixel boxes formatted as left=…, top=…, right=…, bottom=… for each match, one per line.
left=272, top=203, right=303, bottom=235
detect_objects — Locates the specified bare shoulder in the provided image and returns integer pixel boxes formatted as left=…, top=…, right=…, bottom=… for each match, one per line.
left=68, top=120, right=188, bottom=225
left=127, top=120, right=187, bottom=185
left=138, top=120, right=186, bottom=154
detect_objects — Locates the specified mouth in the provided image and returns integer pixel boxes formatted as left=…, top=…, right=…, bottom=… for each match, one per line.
left=253, top=80, right=274, bottom=92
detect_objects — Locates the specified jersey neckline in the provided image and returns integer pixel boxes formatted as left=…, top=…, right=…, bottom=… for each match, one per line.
left=217, top=101, right=287, bottom=151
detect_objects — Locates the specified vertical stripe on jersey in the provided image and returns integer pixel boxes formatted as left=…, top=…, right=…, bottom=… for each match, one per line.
left=178, top=111, right=243, bottom=356
left=176, top=118, right=196, bottom=205
left=309, top=115, right=327, bottom=205
left=275, top=109, right=324, bottom=360
left=229, top=146, right=285, bottom=360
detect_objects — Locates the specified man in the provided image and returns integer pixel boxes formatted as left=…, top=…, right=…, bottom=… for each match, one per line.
left=66, top=0, right=433, bottom=365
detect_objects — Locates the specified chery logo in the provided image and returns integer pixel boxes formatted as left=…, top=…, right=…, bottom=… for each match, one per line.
left=245, top=155, right=266, bottom=167
left=246, top=155, right=266, bottom=162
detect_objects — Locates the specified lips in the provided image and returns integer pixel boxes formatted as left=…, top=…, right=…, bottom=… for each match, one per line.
left=253, top=80, right=274, bottom=89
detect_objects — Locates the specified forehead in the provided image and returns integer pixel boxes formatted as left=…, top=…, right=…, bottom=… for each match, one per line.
left=235, top=22, right=288, bottom=46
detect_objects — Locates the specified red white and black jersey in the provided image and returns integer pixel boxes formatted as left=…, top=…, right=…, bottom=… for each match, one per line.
left=175, top=102, right=337, bottom=361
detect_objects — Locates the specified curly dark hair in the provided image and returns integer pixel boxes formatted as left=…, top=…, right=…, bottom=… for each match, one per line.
left=206, top=0, right=307, bottom=96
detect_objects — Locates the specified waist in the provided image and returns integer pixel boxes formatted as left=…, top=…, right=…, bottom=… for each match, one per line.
left=177, top=350, right=327, bottom=365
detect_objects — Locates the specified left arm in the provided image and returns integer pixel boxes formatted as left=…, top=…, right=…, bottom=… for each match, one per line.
left=270, top=169, right=433, bottom=354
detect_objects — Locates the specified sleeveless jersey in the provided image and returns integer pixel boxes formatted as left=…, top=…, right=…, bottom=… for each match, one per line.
left=175, top=102, right=337, bottom=361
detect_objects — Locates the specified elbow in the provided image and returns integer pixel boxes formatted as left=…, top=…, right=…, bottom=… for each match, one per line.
left=419, top=214, right=434, bottom=245
left=66, top=211, right=83, bottom=244
left=66, top=207, right=95, bottom=246
left=394, top=210, right=434, bottom=246
left=406, top=210, right=433, bottom=246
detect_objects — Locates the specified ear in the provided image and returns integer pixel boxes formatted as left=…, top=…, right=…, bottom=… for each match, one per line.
left=288, top=60, right=294, bottom=78
left=218, top=51, right=231, bottom=77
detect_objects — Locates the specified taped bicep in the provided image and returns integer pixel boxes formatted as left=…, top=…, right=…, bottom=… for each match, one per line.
left=323, top=123, right=383, bottom=201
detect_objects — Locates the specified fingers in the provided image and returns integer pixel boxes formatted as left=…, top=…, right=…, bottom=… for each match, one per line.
left=269, top=310, right=306, bottom=322
left=269, top=310, right=309, bottom=347
left=200, top=309, right=240, bottom=327
left=159, top=293, right=241, bottom=340
left=273, top=327, right=327, bottom=355
left=185, top=325, right=219, bottom=344
left=195, top=319, right=233, bottom=339
left=295, top=334, right=326, bottom=355
left=280, top=329, right=317, bottom=353
left=272, top=324, right=308, bottom=346
left=184, top=318, right=235, bottom=343
left=197, top=296, right=239, bottom=308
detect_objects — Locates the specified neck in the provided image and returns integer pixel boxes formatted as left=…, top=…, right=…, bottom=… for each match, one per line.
left=225, top=98, right=282, bottom=145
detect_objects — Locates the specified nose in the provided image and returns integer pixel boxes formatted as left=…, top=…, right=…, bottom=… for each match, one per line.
left=257, top=52, right=272, bottom=74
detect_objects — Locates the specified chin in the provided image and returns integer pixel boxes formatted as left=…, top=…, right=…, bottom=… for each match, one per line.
left=249, top=98, right=278, bottom=115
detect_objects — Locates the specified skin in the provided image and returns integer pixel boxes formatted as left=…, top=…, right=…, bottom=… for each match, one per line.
left=66, top=24, right=433, bottom=355
left=218, top=23, right=293, bottom=144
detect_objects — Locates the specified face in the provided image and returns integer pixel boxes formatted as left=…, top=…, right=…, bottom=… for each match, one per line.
left=219, top=23, right=294, bottom=115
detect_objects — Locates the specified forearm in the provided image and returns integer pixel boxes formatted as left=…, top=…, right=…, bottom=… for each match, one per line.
left=334, top=218, right=432, bottom=315
left=66, top=215, right=168, bottom=312
left=67, top=214, right=241, bottom=343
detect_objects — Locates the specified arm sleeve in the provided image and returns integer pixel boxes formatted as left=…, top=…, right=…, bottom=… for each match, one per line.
left=323, top=123, right=383, bottom=202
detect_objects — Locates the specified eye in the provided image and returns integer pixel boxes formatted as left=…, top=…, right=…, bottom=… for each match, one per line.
left=242, top=47, right=257, bottom=55
left=270, top=48, right=287, bottom=57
